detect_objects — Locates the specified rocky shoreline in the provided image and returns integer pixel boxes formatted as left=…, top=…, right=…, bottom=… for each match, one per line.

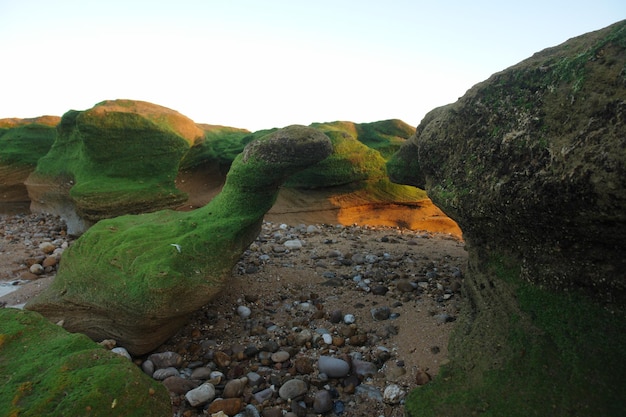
left=0, top=213, right=467, bottom=417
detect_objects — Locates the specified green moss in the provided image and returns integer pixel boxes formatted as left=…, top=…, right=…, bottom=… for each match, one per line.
left=180, top=124, right=252, bottom=171
left=0, top=309, right=170, bottom=417
left=0, top=124, right=57, bottom=167
left=405, top=254, right=626, bottom=417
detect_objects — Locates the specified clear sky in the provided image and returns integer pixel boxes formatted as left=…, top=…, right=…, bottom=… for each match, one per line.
left=1, top=1, right=623, bottom=131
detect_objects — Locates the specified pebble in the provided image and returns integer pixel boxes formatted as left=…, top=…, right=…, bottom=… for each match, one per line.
left=148, top=351, right=182, bottom=369
left=271, top=350, right=290, bottom=363
left=383, top=384, right=406, bottom=404
left=185, top=382, right=216, bottom=407
left=278, top=378, right=308, bottom=400
left=371, top=306, right=391, bottom=321
left=284, top=239, right=303, bottom=250
left=351, top=359, right=378, bottom=378
left=152, top=367, right=179, bottom=380
left=313, top=390, right=334, bottom=413
left=343, top=314, right=356, bottom=324
left=110, top=347, right=131, bottom=360
left=318, top=356, right=350, bottom=378
left=237, top=305, right=252, bottom=319
left=223, top=377, right=247, bottom=398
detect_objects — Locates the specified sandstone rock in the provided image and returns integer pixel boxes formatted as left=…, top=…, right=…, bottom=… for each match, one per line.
left=25, top=125, right=332, bottom=355
left=389, top=20, right=626, bottom=416
left=0, top=308, right=170, bottom=416
left=25, top=100, right=203, bottom=234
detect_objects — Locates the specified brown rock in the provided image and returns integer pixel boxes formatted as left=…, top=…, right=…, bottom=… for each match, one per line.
left=42, top=256, right=57, bottom=268
left=207, top=398, right=242, bottom=415
left=214, top=351, right=232, bottom=369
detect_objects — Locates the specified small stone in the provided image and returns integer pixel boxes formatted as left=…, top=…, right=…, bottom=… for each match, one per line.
left=208, top=398, right=243, bottom=415
left=396, top=280, right=415, bottom=292
left=294, top=329, right=312, bottom=346
left=271, top=350, right=290, bottom=363
left=284, top=239, right=303, bottom=250
left=152, top=367, right=179, bottom=380
left=322, top=333, right=333, bottom=344
left=313, top=390, right=333, bottom=413
left=148, top=351, right=183, bottom=369
left=294, top=357, right=314, bottom=374
left=351, top=359, right=378, bottom=378
left=111, top=347, right=131, bottom=360
left=39, top=241, right=56, bottom=254
left=278, top=378, right=308, bottom=400
left=318, top=356, right=350, bottom=378
left=383, top=384, right=406, bottom=404
left=214, top=351, right=232, bottom=368
left=42, top=256, right=58, bottom=268
left=328, top=309, right=343, bottom=323
left=237, top=305, right=252, bottom=319
left=415, top=368, right=432, bottom=386
left=253, top=386, right=275, bottom=404
left=29, top=264, right=44, bottom=275
left=246, top=371, right=263, bottom=387
left=371, top=285, right=388, bottom=295
left=223, top=377, right=247, bottom=398
left=239, top=404, right=261, bottom=417
left=141, top=359, right=155, bottom=376
left=371, top=306, right=391, bottom=321
left=190, top=367, right=212, bottom=380
left=355, top=384, right=383, bottom=401
left=162, top=376, right=200, bottom=395
left=185, top=382, right=216, bottom=407
left=343, top=314, right=355, bottom=324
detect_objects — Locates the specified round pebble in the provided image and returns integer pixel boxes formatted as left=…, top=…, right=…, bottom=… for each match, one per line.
left=278, top=378, right=308, bottom=400
left=313, top=390, right=333, bottom=413
left=318, top=356, right=350, bottom=378
left=185, top=382, right=216, bottom=407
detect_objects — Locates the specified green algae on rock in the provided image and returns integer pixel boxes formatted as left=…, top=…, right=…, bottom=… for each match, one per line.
left=0, top=308, right=170, bottom=417
left=26, top=125, right=332, bottom=355
left=25, top=99, right=204, bottom=234
left=388, top=20, right=626, bottom=416
left=0, top=117, right=59, bottom=208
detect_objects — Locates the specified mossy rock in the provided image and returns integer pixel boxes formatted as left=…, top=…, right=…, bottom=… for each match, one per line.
left=0, top=308, right=170, bottom=417
left=388, top=20, right=626, bottom=416
left=0, top=118, right=59, bottom=206
left=26, top=125, right=332, bottom=355
left=26, top=100, right=204, bottom=233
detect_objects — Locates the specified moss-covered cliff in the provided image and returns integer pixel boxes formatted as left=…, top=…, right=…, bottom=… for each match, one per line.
left=389, top=20, right=626, bottom=416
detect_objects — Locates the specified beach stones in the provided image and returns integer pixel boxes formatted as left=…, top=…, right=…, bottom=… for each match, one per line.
left=318, top=356, right=350, bottom=378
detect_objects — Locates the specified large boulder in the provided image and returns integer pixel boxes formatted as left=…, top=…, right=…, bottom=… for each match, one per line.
left=388, top=21, right=626, bottom=416
left=26, top=99, right=204, bottom=234
left=26, top=125, right=332, bottom=355
left=0, top=308, right=170, bottom=417
left=0, top=117, right=59, bottom=210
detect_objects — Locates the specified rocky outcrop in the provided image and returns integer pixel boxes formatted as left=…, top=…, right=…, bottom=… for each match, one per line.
left=389, top=21, right=626, bottom=416
left=0, top=308, right=170, bottom=416
left=26, top=125, right=332, bottom=355
left=25, top=100, right=203, bottom=234
left=0, top=117, right=59, bottom=209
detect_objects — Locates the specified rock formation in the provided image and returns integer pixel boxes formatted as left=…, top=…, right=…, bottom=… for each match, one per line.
left=0, top=308, right=170, bottom=416
left=388, top=21, right=626, bottom=416
left=25, top=99, right=203, bottom=234
left=26, top=125, right=332, bottom=355
left=0, top=117, right=59, bottom=210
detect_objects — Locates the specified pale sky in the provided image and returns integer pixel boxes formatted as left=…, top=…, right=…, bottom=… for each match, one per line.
left=1, top=1, right=623, bottom=131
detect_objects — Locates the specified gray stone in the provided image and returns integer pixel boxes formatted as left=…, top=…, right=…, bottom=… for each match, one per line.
left=185, top=382, right=216, bottom=407
left=148, top=351, right=183, bottom=369
left=383, top=384, right=406, bottom=404
left=318, top=356, right=350, bottom=378
left=278, top=378, right=308, bottom=400
left=351, top=359, right=378, bottom=378
left=152, top=367, right=179, bottom=380
left=371, top=306, right=391, bottom=321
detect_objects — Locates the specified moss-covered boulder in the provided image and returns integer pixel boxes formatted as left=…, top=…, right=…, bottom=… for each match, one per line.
left=26, top=125, right=332, bottom=355
left=0, top=117, right=59, bottom=208
left=0, top=308, right=170, bottom=417
left=25, top=100, right=204, bottom=234
left=388, top=21, right=626, bottom=416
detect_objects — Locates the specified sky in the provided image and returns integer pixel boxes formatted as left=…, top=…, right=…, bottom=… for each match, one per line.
left=1, top=1, right=624, bottom=131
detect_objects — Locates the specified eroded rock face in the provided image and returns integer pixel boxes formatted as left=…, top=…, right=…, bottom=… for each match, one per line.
left=0, top=117, right=59, bottom=209
left=26, top=125, right=332, bottom=355
left=390, top=21, right=626, bottom=416
left=0, top=308, right=171, bottom=416
left=389, top=21, right=626, bottom=302
left=25, top=100, right=204, bottom=234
